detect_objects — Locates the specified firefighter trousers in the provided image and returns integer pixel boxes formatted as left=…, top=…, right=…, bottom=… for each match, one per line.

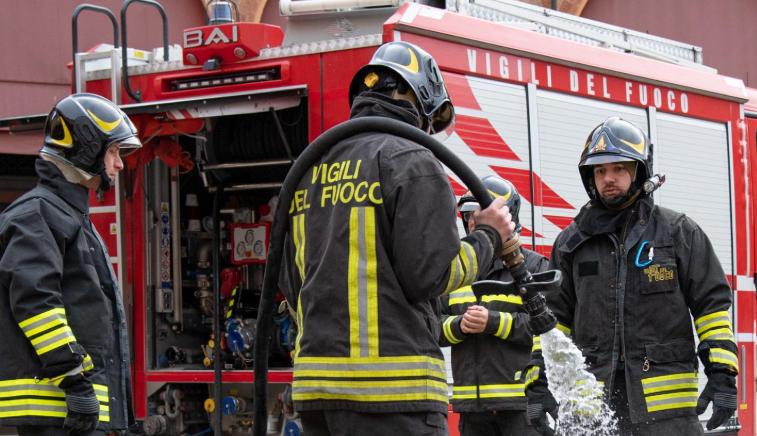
left=611, top=371, right=704, bottom=436
left=299, top=410, right=447, bottom=436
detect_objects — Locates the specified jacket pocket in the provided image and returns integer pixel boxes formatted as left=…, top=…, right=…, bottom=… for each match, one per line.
left=639, top=261, right=678, bottom=295
left=644, top=339, right=695, bottom=364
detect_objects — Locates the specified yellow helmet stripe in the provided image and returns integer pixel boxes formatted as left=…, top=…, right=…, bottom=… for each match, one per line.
left=488, top=188, right=511, bottom=202
left=619, top=137, right=645, bottom=154
left=49, top=119, right=73, bottom=148
left=87, top=109, right=123, bottom=132
left=389, top=47, right=419, bottom=74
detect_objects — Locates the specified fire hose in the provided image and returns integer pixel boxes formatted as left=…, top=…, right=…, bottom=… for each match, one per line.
left=253, top=116, right=557, bottom=436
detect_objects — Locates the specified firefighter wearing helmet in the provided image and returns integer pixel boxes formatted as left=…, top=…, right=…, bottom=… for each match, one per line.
left=442, top=175, right=548, bottom=436
left=279, top=41, right=515, bottom=435
left=525, top=117, right=737, bottom=435
left=0, top=93, right=140, bottom=435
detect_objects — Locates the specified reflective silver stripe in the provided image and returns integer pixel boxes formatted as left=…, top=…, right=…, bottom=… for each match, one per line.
left=357, top=207, right=369, bottom=358
left=292, top=380, right=447, bottom=395
left=445, top=255, right=464, bottom=293
left=695, top=311, right=730, bottom=331
left=460, top=242, right=478, bottom=285
left=0, top=403, right=67, bottom=413
left=448, top=287, right=476, bottom=305
left=20, top=312, right=67, bottom=337
left=348, top=207, right=379, bottom=359
left=453, top=384, right=525, bottom=398
left=31, top=326, right=76, bottom=355
left=532, top=336, right=542, bottom=352
left=524, top=367, right=539, bottom=387
left=710, top=348, right=738, bottom=370
left=645, top=392, right=698, bottom=412
left=292, top=374, right=449, bottom=402
left=0, top=384, right=65, bottom=397
left=700, top=328, right=735, bottom=342
left=443, top=316, right=462, bottom=344
left=494, top=312, right=513, bottom=339
left=642, top=373, right=698, bottom=394
left=295, top=359, right=446, bottom=374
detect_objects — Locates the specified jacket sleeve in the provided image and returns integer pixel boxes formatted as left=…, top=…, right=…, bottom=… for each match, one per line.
left=525, top=238, right=574, bottom=397
left=381, top=145, right=495, bottom=304
left=0, top=208, right=91, bottom=380
left=438, top=293, right=467, bottom=346
left=278, top=232, right=301, bottom=312
left=545, top=234, right=576, bottom=337
left=486, top=250, right=550, bottom=345
left=676, top=216, right=738, bottom=375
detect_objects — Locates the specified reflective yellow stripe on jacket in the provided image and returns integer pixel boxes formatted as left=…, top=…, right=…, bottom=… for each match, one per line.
left=452, top=383, right=525, bottom=400
left=348, top=207, right=379, bottom=358
left=18, top=308, right=77, bottom=356
left=291, top=214, right=307, bottom=281
left=695, top=311, right=735, bottom=342
left=493, top=312, right=513, bottom=340
left=0, top=379, right=109, bottom=422
left=694, top=311, right=738, bottom=372
left=443, top=316, right=463, bottom=344
left=293, top=356, right=448, bottom=403
left=641, top=372, right=698, bottom=413
left=444, top=242, right=477, bottom=294
left=448, top=287, right=476, bottom=306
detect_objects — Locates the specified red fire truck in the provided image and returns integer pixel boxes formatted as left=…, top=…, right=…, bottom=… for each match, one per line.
left=1, top=0, right=754, bottom=434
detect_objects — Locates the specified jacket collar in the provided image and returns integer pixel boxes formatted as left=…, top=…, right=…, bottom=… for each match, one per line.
left=559, top=195, right=654, bottom=254
left=349, top=92, right=423, bottom=128
left=35, top=159, right=90, bottom=214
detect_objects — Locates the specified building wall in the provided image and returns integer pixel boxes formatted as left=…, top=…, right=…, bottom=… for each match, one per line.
left=0, top=0, right=207, bottom=119
left=581, top=0, right=757, bottom=87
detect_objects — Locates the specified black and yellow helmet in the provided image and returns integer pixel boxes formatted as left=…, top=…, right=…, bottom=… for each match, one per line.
left=457, top=175, right=521, bottom=233
left=578, top=116, right=650, bottom=201
left=348, top=41, right=454, bottom=133
left=41, top=93, right=141, bottom=180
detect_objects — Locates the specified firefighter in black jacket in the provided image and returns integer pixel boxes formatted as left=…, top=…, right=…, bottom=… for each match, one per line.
left=0, top=94, right=141, bottom=436
left=525, top=117, right=738, bottom=435
left=441, top=176, right=548, bottom=436
left=279, top=41, right=515, bottom=435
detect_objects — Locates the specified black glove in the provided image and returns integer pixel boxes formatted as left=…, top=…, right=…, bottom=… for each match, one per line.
left=526, top=379, right=558, bottom=436
left=696, top=371, right=737, bottom=430
left=59, top=374, right=99, bottom=435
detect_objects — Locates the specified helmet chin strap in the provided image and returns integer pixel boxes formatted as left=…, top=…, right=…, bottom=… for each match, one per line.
left=600, top=188, right=640, bottom=210
left=96, top=168, right=112, bottom=200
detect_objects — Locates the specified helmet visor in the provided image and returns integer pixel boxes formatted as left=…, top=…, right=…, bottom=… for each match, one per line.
left=116, top=135, right=143, bottom=157
left=580, top=154, right=636, bottom=167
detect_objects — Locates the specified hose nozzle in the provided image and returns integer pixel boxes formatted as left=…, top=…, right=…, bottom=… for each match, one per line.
left=499, top=233, right=558, bottom=335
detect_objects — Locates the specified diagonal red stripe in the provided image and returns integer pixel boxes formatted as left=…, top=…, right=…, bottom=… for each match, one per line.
left=456, top=115, right=520, bottom=161
left=448, top=177, right=467, bottom=197
left=442, top=72, right=481, bottom=110
left=489, top=166, right=573, bottom=209
left=544, top=215, right=575, bottom=230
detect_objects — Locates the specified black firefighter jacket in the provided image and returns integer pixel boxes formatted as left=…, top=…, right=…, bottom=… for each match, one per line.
left=280, top=93, right=498, bottom=414
left=0, top=160, right=133, bottom=430
left=441, top=248, right=548, bottom=412
left=543, top=195, right=737, bottom=424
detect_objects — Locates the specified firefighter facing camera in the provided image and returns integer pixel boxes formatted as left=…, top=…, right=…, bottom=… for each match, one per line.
left=526, top=117, right=738, bottom=435
left=442, top=176, right=548, bottom=436
left=279, top=41, right=515, bottom=436
left=0, top=93, right=140, bottom=436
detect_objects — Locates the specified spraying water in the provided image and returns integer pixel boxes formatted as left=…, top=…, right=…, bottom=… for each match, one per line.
left=541, top=329, right=619, bottom=435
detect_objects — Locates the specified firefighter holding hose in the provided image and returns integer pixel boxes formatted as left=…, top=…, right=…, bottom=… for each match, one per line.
left=278, top=41, right=516, bottom=435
